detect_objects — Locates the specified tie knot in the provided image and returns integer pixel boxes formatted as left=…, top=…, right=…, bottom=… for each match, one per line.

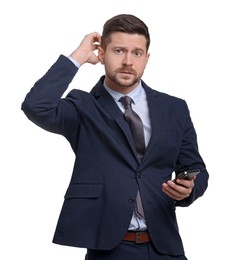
left=119, top=96, right=134, bottom=108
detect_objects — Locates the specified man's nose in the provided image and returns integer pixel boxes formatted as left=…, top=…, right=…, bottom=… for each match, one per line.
left=122, top=53, right=133, bottom=65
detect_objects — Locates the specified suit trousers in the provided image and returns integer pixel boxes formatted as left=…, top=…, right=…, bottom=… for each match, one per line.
left=85, top=241, right=188, bottom=260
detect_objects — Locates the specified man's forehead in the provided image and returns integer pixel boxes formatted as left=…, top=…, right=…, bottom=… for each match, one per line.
left=108, top=32, right=147, bottom=48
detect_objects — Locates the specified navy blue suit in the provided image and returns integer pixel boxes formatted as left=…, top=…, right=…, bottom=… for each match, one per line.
left=21, top=55, right=209, bottom=256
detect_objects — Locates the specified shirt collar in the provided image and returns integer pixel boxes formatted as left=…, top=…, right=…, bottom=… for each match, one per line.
left=103, top=81, right=143, bottom=104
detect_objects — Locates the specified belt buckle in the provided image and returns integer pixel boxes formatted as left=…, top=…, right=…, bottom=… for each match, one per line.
left=135, top=232, right=145, bottom=244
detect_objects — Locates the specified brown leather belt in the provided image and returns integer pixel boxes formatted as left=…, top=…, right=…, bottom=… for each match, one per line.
left=123, top=231, right=151, bottom=244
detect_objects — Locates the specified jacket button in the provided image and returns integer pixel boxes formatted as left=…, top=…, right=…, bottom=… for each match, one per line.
left=128, top=198, right=135, bottom=203
left=137, top=172, right=143, bottom=178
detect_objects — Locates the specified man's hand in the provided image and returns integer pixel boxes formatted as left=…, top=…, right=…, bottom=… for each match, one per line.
left=162, top=177, right=196, bottom=200
left=70, top=32, right=102, bottom=65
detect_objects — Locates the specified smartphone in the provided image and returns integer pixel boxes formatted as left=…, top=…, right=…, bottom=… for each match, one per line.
left=173, top=169, right=200, bottom=183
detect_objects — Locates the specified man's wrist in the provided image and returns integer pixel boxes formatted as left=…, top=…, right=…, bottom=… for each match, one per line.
left=68, top=56, right=81, bottom=68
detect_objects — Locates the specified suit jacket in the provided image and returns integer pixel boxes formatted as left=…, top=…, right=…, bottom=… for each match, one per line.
left=21, top=55, right=209, bottom=255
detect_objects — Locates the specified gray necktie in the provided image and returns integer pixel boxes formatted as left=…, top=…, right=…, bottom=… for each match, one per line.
left=119, top=96, right=146, bottom=162
left=119, top=95, right=146, bottom=218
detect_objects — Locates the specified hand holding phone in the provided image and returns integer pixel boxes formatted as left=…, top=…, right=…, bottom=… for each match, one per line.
left=173, top=169, right=200, bottom=183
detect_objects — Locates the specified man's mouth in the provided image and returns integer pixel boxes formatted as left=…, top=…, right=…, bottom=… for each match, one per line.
left=119, top=69, right=134, bottom=75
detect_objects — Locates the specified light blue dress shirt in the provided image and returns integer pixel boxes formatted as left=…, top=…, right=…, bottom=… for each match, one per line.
left=104, top=83, right=151, bottom=148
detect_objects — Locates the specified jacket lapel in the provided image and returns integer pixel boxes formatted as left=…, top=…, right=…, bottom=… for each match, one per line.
left=142, top=82, right=162, bottom=160
left=90, top=78, right=138, bottom=159
left=90, top=78, right=163, bottom=163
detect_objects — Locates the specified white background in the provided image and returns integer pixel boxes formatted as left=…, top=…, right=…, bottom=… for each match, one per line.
left=1, top=0, right=231, bottom=259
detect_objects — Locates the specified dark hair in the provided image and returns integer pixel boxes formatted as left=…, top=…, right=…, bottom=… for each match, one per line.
left=101, top=14, right=150, bottom=51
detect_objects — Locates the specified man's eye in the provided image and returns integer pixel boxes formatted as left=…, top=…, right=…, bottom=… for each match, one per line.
left=115, top=49, right=123, bottom=54
left=134, top=51, right=142, bottom=57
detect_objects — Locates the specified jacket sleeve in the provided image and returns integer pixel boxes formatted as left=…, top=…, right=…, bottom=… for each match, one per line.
left=21, top=55, right=80, bottom=136
left=175, top=101, right=209, bottom=207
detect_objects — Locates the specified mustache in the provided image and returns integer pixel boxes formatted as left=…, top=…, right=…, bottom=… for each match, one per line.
left=117, top=66, right=136, bottom=74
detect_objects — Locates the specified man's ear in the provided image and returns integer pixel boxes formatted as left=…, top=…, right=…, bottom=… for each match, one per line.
left=98, top=46, right=105, bottom=64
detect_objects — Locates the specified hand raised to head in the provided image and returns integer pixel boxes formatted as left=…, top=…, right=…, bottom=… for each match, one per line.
left=70, top=32, right=101, bottom=65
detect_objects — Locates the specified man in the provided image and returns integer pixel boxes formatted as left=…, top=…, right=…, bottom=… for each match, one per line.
left=22, top=14, right=209, bottom=260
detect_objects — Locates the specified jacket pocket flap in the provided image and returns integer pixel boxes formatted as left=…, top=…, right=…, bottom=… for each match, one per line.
left=64, top=183, right=102, bottom=199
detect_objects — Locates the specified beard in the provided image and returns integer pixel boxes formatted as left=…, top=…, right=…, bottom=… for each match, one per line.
left=105, top=66, right=142, bottom=89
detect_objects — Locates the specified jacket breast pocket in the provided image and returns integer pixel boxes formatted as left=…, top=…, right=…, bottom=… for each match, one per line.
left=64, top=183, right=102, bottom=199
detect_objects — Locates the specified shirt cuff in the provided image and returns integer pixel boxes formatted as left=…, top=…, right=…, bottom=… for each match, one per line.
left=68, top=56, right=81, bottom=68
